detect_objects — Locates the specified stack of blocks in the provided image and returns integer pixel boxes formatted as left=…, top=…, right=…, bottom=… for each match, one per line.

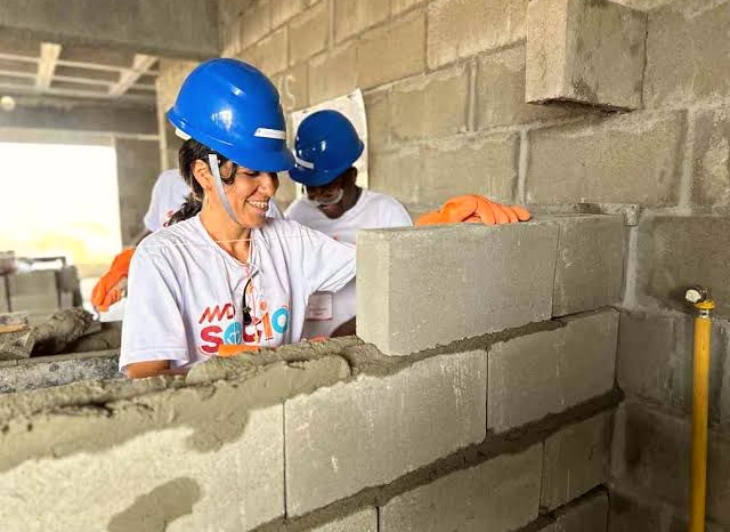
left=0, top=266, right=81, bottom=326
left=0, top=213, right=625, bottom=531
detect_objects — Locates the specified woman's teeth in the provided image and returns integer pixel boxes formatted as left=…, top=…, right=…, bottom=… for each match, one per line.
left=247, top=200, right=269, bottom=210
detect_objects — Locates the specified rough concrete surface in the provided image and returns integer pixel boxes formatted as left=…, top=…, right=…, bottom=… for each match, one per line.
left=310, top=508, right=378, bottom=532
left=488, top=309, right=618, bottom=433
left=0, top=349, right=121, bottom=394
left=427, top=0, right=527, bottom=69
left=541, top=411, right=613, bottom=510
left=611, top=400, right=730, bottom=527
left=636, top=215, right=730, bottom=316
left=379, top=443, right=542, bottom=532
left=285, top=351, right=487, bottom=516
left=526, top=0, right=646, bottom=109
left=548, top=215, right=625, bottom=316
left=357, top=222, right=558, bottom=356
left=543, top=491, right=609, bottom=532
left=527, top=111, right=687, bottom=206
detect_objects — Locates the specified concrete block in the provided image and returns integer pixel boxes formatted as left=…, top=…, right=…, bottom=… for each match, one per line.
left=645, top=1, right=730, bottom=107
left=545, top=492, right=609, bottom=532
left=541, top=411, right=613, bottom=510
left=380, top=443, right=543, bottom=532
left=488, top=309, right=618, bottom=433
left=393, top=0, right=426, bottom=15
left=607, top=488, right=671, bottom=532
left=357, top=221, right=557, bottom=356
left=357, top=10, right=425, bottom=89
left=612, top=400, right=730, bottom=527
left=289, top=1, right=328, bottom=65
left=527, top=111, right=686, bottom=206
left=428, top=0, right=527, bottom=69
left=0, top=275, right=7, bottom=312
left=476, top=45, right=577, bottom=130
left=334, top=0, right=390, bottom=43
left=240, top=0, right=271, bottom=50
left=369, top=133, right=519, bottom=207
left=56, top=266, right=80, bottom=294
left=0, top=397, right=284, bottom=531
left=252, top=26, right=288, bottom=76
left=549, top=215, right=625, bottom=316
left=636, top=215, right=730, bottom=316
left=271, top=0, right=307, bottom=28
left=390, top=63, right=469, bottom=141
left=691, top=106, right=730, bottom=208
left=220, top=13, right=242, bottom=57
left=10, top=294, right=59, bottom=314
left=7, top=271, right=57, bottom=297
left=312, top=508, right=378, bottom=532
left=308, top=42, right=357, bottom=105
left=526, top=0, right=646, bottom=110
left=285, top=351, right=487, bottom=515
left=0, top=351, right=121, bottom=394
left=273, top=61, right=308, bottom=113
left=364, top=88, right=390, bottom=148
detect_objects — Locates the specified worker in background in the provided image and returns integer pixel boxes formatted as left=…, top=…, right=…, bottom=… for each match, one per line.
left=285, top=110, right=412, bottom=338
left=91, top=168, right=282, bottom=314
left=120, top=58, right=355, bottom=379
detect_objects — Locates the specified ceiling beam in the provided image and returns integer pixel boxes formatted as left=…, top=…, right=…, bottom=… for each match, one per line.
left=35, top=42, right=61, bottom=89
left=108, top=54, right=157, bottom=97
left=0, top=82, right=155, bottom=104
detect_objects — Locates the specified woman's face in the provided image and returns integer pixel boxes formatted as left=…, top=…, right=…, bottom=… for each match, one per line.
left=216, top=161, right=279, bottom=228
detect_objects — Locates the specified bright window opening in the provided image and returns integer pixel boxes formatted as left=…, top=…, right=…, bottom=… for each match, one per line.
left=0, top=143, right=121, bottom=277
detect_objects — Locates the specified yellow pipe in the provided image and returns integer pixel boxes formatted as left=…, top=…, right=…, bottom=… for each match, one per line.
left=689, top=298, right=714, bottom=532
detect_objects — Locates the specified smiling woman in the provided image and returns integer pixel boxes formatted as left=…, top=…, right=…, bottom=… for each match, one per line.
left=0, top=142, right=121, bottom=276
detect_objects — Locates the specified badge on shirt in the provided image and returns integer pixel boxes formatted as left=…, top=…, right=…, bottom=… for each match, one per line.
left=305, top=292, right=333, bottom=321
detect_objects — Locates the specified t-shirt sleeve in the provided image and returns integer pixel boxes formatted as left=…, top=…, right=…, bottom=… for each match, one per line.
left=142, top=174, right=165, bottom=232
left=383, top=198, right=414, bottom=228
left=296, top=223, right=356, bottom=295
left=119, top=245, right=189, bottom=372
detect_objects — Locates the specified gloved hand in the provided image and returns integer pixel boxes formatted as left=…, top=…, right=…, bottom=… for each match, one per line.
left=415, top=195, right=530, bottom=226
left=91, top=248, right=135, bottom=312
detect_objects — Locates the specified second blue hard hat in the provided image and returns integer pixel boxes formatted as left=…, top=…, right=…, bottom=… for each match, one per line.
left=289, top=110, right=364, bottom=187
left=167, top=58, right=294, bottom=173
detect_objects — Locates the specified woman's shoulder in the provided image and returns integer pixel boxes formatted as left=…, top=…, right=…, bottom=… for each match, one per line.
left=137, top=217, right=206, bottom=258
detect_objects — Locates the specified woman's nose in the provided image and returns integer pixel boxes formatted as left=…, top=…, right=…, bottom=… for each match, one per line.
left=259, top=172, right=279, bottom=196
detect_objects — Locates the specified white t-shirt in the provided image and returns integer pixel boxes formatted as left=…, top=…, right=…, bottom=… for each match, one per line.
left=285, top=189, right=412, bottom=338
left=143, top=169, right=282, bottom=232
left=119, top=215, right=355, bottom=371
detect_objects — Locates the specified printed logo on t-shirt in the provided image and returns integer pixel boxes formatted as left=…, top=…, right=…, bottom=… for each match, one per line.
left=197, top=300, right=291, bottom=355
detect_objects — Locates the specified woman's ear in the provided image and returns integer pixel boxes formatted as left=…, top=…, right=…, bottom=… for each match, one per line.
left=192, top=159, right=213, bottom=194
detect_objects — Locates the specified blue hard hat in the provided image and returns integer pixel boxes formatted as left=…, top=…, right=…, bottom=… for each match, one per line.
left=167, top=58, right=294, bottom=173
left=289, top=110, right=364, bottom=187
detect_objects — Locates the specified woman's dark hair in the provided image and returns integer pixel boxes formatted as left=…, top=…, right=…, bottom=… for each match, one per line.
left=167, top=139, right=238, bottom=225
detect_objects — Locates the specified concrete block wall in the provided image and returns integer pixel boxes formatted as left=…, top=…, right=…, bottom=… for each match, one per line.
left=0, top=332, right=618, bottom=532
left=0, top=213, right=622, bottom=531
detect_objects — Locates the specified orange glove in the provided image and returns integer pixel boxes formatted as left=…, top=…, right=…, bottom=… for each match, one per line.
left=91, top=248, right=135, bottom=312
left=415, top=195, right=530, bottom=227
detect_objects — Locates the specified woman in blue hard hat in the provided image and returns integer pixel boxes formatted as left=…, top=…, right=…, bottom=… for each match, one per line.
left=119, top=59, right=356, bottom=379
left=285, top=110, right=412, bottom=339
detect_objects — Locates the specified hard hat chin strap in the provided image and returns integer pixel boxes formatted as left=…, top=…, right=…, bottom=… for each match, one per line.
left=208, top=154, right=242, bottom=226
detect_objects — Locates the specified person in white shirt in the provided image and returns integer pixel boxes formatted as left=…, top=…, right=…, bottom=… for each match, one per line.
left=285, top=110, right=412, bottom=339
left=120, top=59, right=355, bottom=379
